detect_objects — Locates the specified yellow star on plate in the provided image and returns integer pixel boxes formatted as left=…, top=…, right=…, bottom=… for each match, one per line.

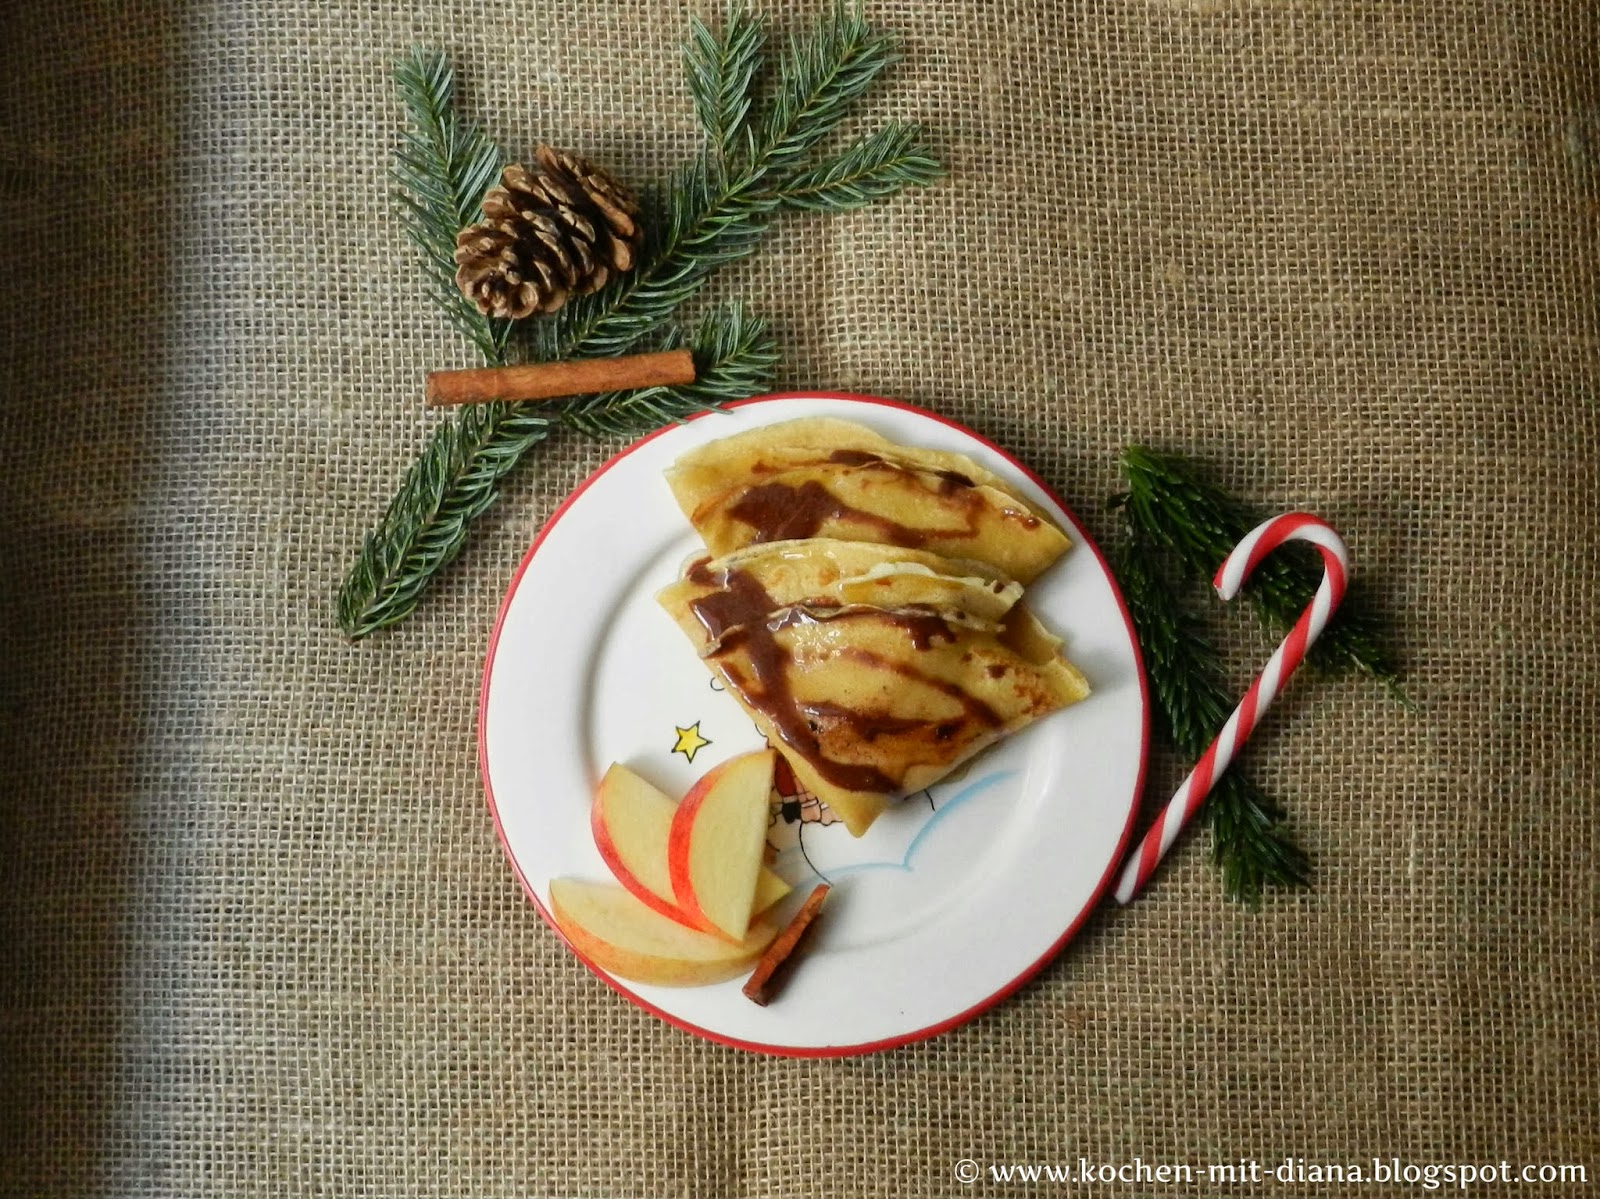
left=671, top=721, right=711, bottom=763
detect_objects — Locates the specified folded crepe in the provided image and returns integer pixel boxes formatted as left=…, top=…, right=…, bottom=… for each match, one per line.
left=658, top=541, right=1090, bottom=836
left=665, top=417, right=1071, bottom=584
left=658, top=538, right=1026, bottom=640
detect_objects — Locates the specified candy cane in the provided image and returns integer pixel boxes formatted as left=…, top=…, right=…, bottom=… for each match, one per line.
left=1114, top=512, right=1350, bottom=905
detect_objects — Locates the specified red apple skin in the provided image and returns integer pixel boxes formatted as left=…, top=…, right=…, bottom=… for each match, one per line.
left=666, top=760, right=732, bottom=938
left=591, top=768, right=696, bottom=928
left=667, top=749, right=776, bottom=941
left=593, top=762, right=789, bottom=937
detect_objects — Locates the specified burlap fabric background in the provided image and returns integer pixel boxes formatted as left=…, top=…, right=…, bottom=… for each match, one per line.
left=2, top=1, right=1596, bottom=1196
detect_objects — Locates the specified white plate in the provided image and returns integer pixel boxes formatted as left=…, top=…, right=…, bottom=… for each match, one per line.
left=479, top=393, right=1148, bottom=1055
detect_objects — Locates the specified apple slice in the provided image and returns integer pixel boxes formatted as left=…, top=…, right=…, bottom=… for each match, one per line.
left=592, top=763, right=790, bottom=926
left=751, top=864, right=792, bottom=916
left=548, top=877, right=777, bottom=987
left=592, top=763, right=692, bottom=924
left=668, top=748, right=777, bottom=940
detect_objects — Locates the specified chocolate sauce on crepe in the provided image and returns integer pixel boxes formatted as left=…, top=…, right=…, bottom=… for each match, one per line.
left=659, top=419, right=1090, bottom=836
left=723, top=452, right=1038, bottom=552
left=668, top=419, right=1063, bottom=583
left=684, top=562, right=1004, bottom=795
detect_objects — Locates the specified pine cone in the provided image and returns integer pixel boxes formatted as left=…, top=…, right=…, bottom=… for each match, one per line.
left=453, top=145, right=643, bottom=321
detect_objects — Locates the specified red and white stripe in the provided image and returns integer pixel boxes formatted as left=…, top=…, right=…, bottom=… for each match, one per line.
left=1114, top=512, right=1350, bottom=905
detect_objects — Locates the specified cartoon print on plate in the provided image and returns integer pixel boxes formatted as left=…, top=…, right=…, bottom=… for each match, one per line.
left=670, top=720, right=711, bottom=763
left=764, top=754, right=1004, bottom=887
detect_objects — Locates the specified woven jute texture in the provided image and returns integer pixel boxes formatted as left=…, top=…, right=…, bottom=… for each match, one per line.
left=1, top=1, right=1596, bottom=1196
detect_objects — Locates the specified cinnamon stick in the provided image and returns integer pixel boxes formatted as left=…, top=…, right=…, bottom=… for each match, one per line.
left=742, top=883, right=831, bottom=1006
left=425, top=348, right=696, bottom=408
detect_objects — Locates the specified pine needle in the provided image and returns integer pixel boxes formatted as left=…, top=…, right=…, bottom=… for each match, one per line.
left=557, top=302, right=779, bottom=438
left=775, top=122, right=942, bottom=211
left=757, top=1, right=896, bottom=173
left=685, top=6, right=767, bottom=163
left=338, top=403, right=552, bottom=640
left=391, top=47, right=510, bottom=364
left=337, top=11, right=940, bottom=639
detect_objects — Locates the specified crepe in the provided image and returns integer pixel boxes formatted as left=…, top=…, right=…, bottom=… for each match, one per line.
left=665, top=417, right=1071, bottom=583
left=657, top=538, right=1026, bottom=645
left=658, top=546, right=1090, bottom=836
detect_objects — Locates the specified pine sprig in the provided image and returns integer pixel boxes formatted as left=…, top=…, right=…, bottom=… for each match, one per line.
left=774, top=122, right=941, bottom=210
left=1111, top=525, right=1311, bottom=904
left=757, top=1, right=896, bottom=172
left=391, top=47, right=510, bottom=364
left=554, top=2, right=909, bottom=360
left=338, top=8, right=938, bottom=639
left=1109, top=444, right=1406, bottom=901
left=1118, top=445, right=1404, bottom=695
left=338, top=403, right=552, bottom=640
left=552, top=158, right=778, bottom=360
left=685, top=7, right=767, bottom=162
left=557, top=302, right=779, bottom=438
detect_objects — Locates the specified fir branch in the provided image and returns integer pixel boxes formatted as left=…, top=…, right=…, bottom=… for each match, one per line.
left=1117, top=445, right=1404, bottom=696
left=553, top=157, right=779, bottom=359
left=757, top=1, right=896, bottom=173
left=337, top=402, right=552, bottom=640
left=1207, top=775, right=1312, bottom=904
left=556, top=4, right=909, bottom=358
left=685, top=6, right=767, bottom=163
left=557, top=302, right=779, bottom=438
left=1110, top=522, right=1311, bottom=904
left=391, top=47, right=510, bottom=364
left=773, top=121, right=942, bottom=211
left=339, top=12, right=940, bottom=639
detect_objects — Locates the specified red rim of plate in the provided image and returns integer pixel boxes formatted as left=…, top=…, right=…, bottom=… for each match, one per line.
left=477, top=392, right=1150, bottom=1057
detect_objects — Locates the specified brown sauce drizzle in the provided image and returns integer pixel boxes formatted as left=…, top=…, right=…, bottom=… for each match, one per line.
left=723, top=453, right=998, bottom=550
left=686, top=566, right=771, bottom=647
left=685, top=554, right=715, bottom=585
left=899, top=610, right=959, bottom=651
left=825, top=449, right=882, bottom=467
left=795, top=702, right=930, bottom=744
left=725, top=479, right=922, bottom=546
left=827, top=448, right=975, bottom=494
left=685, top=565, right=1002, bottom=794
